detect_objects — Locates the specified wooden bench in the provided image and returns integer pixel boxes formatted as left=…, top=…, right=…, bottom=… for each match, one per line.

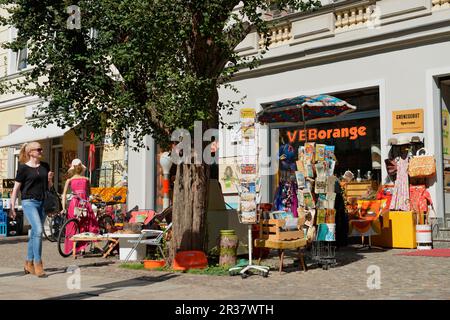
left=254, top=219, right=307, bottom=273
left=70, top=235, right=119, bottom=259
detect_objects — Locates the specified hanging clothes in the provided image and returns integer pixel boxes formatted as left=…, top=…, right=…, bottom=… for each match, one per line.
left=389, top=157, right=410, bottom=211
left=409, top=185, right=432, bottom=214
left=274, top=180, right=299, bottom=217
left=279, top=144, right=297, bottom=171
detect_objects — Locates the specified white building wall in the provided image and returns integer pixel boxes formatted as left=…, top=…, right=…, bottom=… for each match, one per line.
left=219, top=40, right=450, bottom=219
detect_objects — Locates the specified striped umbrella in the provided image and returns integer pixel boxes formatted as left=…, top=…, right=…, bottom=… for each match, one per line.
left=257, top=94, right=357, bottom=125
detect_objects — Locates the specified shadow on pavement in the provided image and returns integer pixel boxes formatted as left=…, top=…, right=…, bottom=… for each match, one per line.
left=0, top=236, right=29, bottom=246
left=0, top=270, right=28, bottom=278
left=45, top=261, right=117, bottom=275
left=43, top=273, right=180, bottom=300
left=256, top=244, right=381, bottom=273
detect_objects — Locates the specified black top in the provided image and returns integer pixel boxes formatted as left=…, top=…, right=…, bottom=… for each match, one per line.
left=15, top=162, right=50, bottom=201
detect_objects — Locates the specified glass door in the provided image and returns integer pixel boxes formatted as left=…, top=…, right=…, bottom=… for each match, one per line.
left=52, top=146, right=64, bottom=194
left=441, top=79, right=450, bottom=226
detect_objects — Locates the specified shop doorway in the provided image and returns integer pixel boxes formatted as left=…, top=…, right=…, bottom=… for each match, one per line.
left=51, top=142, right=64, bottom=194
left=439, top=77, right=450, bottom=226
left=270, top=87, right=381, bottom=197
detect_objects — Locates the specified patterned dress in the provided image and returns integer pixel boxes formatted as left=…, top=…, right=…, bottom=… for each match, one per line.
left=389, top=157, right=410, bottom=211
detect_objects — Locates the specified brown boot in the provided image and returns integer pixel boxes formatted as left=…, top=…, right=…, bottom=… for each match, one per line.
left=24, top=261, right=35, bottom=275
left=34, top=261, right=47, bottom=278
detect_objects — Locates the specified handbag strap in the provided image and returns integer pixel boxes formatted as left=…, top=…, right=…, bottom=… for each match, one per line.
left=416, top=148, right=427, bottom=156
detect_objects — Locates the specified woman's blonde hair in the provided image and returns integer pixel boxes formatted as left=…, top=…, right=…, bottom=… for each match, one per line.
left=68, top=164, right=85, bottom=177
left=18, top=142, right=40, bottom=163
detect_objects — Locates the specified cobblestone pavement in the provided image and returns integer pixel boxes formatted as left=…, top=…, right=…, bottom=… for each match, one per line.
left=0, top=236, right=449, bottom=300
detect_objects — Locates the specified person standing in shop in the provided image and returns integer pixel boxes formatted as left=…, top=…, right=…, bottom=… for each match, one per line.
left=9, top=141, right=54, bottom=278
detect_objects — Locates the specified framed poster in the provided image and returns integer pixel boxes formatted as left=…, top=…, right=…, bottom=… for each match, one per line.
left=219, top=157, right=240, bottom=194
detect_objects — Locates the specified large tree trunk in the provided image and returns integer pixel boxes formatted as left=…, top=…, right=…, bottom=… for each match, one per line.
left=170, top=162, right=210, bottom=261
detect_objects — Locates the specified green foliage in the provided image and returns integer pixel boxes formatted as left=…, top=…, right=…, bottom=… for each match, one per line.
left=0, top=0, right=321, bottom=149
left=119, top=262, right=229, bottom=276
left=119, top=262, right=145, bottom=270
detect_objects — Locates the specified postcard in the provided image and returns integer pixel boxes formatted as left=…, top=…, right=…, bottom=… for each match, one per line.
left=327, top=160, right=336, bottom=176
left=295, top=171, right=306, bottom=188
left=325, top=145, right=335, bottom=161
left=240, top=200, right=256, bottom=212
left=304, top=209, right=316, bottom=228
left=304, top=142, right=315, bottom=162
left=317, top=209, right=326, bottom=225
left=315, top=177, right=327, bottom=194
left=326, top=175, right=336, bottom=193
left=240, top=211, right=257, bottom=224
left=306, top=162, right=314, bottom=178
left=317, top=193, right=327, bottom=209
left=296, top=160, right=306, bottom=174
left=315, top=144, right=326, bottom=162
left=303, top=190, right=315, bottom=209
left=240, top=182, right=256, bottom=193
left=326, top=209, right=336, bottom=223
left=315, top=162, right=326, bottom=178
left=241, top=164, right=256, bottom=175
left=240, top=192, right=256, bottom=201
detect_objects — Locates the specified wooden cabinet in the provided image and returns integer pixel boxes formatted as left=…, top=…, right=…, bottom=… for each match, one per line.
left=344, top=181, right=378, bottom=199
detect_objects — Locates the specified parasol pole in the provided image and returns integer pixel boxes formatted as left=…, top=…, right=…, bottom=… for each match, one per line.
left=301, top=105, right=307, bottom=143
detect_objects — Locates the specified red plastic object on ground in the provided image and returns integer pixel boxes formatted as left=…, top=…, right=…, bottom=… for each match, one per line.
left=172, top=250, right=208, bottom=271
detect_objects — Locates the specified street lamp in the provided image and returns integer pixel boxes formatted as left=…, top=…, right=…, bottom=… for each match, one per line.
left=160, top=152, right=173, bottom=209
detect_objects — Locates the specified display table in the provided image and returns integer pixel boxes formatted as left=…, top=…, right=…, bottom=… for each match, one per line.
left=103, top=233, right=146, bottom=261
left=70, top=234, right=119, bottom=259
left=371, top=211, right=416, bottom=249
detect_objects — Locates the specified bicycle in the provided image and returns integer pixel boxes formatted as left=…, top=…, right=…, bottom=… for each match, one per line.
left=57, top=194, right=114, bottom=257
left=43, top=211, right=65, bottom=242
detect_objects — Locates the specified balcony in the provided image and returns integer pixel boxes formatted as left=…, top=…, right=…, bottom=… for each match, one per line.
left=432, top=0, right=450, bottom=10
left=239, top=0, right=449, bottom=53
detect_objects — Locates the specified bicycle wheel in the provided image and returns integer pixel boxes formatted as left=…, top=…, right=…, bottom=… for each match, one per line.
left=57, top=218, right=80, bottom=257
left=51, top=214, right=65, bottom=241
left=43, top=216, right=54, bottom=242
left=98, top=215, right=114, bottom=235
left=98, top=215, right=114, bottom=251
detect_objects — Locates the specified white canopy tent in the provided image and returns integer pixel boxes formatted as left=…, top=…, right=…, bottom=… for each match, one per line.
left=0, top=122, right=71, bottom=148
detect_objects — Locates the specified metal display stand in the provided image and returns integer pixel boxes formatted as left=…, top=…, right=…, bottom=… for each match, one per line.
left=229, top=108, right=269, bottom=278
left=229, top=224, right=270, bottom=278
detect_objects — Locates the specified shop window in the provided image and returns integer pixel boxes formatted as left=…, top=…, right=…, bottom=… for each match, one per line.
left=440, top=79, right=450, bottom=224
left=16, top=47, right=28, bottom=71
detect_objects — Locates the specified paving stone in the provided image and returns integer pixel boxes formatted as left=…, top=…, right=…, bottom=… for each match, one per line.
left=0, top=237, right=449, bottom=299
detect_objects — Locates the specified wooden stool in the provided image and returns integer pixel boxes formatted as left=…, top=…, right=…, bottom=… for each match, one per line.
left=71, top=235, right=119, bottom=259
left=254, top=238, right=307, bottom=273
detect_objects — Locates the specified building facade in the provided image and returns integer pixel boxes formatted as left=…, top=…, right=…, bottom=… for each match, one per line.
left=0, top=7, right=128, bottom=196
left=218, top=0, right=450, bottom=227
left=1, top=1, right=450, bottom=228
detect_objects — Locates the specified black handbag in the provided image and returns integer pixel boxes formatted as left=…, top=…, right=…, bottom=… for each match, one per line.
left=43, top=186, right=61, bottom=214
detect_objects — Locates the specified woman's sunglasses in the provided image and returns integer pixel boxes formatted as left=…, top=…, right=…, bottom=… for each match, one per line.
left=31, top=148, right=43, bottom=152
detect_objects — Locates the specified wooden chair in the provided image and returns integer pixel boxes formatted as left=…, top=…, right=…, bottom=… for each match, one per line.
left=254, top=218, right=307, bottom=273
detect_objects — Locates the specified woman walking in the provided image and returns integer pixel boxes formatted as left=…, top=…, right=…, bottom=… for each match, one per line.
left=9, top=142, right=54, bottom=277
left=61, top=159, right=99, bottom=256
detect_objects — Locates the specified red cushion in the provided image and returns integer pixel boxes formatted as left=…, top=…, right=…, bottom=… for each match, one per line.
left=172, top=250, right=208, bottom=271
